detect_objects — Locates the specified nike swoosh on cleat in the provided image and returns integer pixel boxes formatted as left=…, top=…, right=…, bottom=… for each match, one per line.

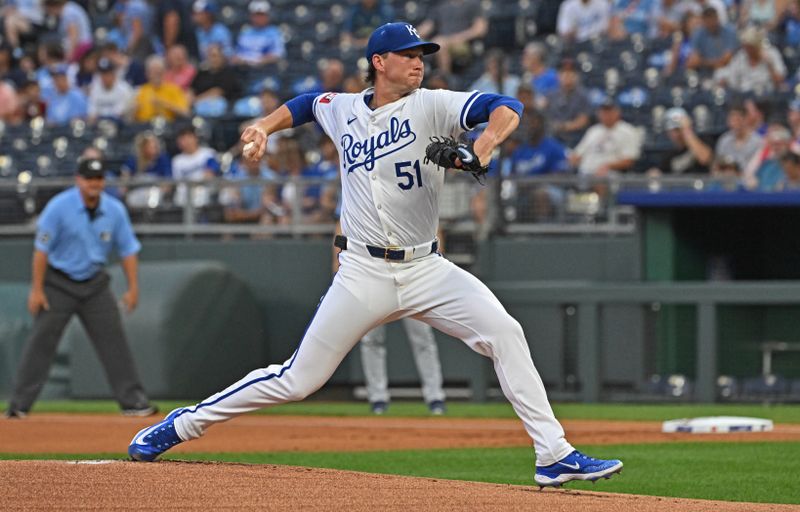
left=557, top=461, right=580, bottom=470
left=132, top=426, right=155, bottom=446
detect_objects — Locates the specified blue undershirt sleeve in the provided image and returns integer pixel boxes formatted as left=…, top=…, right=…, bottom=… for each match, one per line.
left=285, top=93, right=318, bottom=127
left=464, top=93, right=524, bottom=129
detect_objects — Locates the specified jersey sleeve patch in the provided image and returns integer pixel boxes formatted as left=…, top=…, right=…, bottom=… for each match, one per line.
left=319, top=92, right=338, bottom=104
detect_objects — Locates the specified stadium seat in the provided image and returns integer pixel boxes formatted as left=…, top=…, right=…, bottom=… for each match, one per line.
left=741, top=374, right=790, bottom=401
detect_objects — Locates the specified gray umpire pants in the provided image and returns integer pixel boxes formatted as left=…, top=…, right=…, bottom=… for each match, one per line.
left=359, top=318, right=446, bottom=404
left=8, top=267, right=149, bottom=412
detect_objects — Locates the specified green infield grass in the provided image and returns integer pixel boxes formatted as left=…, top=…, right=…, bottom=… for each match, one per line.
left=3, top=400, right=800, bottom=423
left=2, top=442, right=798, bottom=504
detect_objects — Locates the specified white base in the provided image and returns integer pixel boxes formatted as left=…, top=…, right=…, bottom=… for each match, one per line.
left=662, top=416, right=773, bottom=434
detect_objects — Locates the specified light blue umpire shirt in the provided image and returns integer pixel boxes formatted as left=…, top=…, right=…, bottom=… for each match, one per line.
left=34, top=186, right=141, bottom=281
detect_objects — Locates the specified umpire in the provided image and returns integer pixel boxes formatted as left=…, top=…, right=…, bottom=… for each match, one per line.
left=5, top=158, right=157, bottom=418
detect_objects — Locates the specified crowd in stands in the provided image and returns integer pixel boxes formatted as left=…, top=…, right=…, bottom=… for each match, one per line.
left=2, top=0, right=800, bottom=228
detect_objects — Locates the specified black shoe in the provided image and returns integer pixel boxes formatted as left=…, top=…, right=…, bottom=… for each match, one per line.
left=4, top=409, right=28, bottom=419
left=121, top=404, right=159, bottom=417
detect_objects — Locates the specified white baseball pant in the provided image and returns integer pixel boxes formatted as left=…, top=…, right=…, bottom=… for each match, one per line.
left=173, top=243, right=574, bottom=466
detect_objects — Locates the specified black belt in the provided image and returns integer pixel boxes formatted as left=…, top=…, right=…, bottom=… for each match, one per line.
left=48, top=265, right=95, bottom=283
left=334, top=235, right=438, bottom=261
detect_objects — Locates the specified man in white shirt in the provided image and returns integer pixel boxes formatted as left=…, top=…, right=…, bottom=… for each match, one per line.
left=88, top=57, right=135, bottom=123
left=570, top=98, right=642, bottom=176
left=557, top=0, right=611, bottom=43
left=716, top=26, right=786, bottom=95
left=171, top=126, right=220, bottom=208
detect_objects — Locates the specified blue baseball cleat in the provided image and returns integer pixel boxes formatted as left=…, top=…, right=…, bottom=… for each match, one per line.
left=128, top=408, right=185, bottom=462
left=534, top=450, right=623, bottom=488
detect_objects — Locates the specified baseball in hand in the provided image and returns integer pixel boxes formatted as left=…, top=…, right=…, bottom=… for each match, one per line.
left=243, top=141, right=257, bottom=158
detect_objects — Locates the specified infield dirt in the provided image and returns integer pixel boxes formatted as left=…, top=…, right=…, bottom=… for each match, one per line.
left=2, top=414, right=800, bottom=511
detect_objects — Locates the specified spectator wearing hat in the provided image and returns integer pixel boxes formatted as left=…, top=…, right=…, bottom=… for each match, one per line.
left=97, top=42, right=147, bottom=87
left=417, top=0, right=488, bottom=75
left=192, top=0, right=234, bottom=62
left=132, top=55, right=190, bottom=123
left=716, top=26, right=786, bottom=95
left=556, top=0, right=611, bottom=43
left=5, top=157, right=157, bottom=420
left=543, top=58, right=592, bottom=145
left=653, top=107, right=714, bottom=175
left=42, top=0, right=92, bottom=62
left=88, top=57, right=135, bottom=124
left=714, top=102, right=763, bottom=173
left=35, top=41, right=73, bottom=98
left=687, top=6, right=738, bottom=71
left=569, top=98, right=643, bottom=177
left=232, top=1, right=285, bottom=66
left=43, top=63, right=88, bottom=126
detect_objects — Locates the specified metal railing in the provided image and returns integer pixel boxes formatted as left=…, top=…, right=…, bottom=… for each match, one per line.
left=0, top=173, right=746, bottom=238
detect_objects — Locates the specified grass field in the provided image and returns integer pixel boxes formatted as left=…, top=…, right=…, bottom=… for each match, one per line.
left=3, top=400, right=800, bottom=505
left=6, top=399, right=800, bottom=423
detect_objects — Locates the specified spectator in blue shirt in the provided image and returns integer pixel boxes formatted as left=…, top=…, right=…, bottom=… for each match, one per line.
left=521, top=42, right=559, bottom=99
left=687, top=6, right=739, bottom=72
left=192, top=0, right=233, bottom=61
left=505, top=109, right=570, bottom=221
left=233, top=1, right=285, bottom=66
left=609, top=0, right=659, bottom=39
left=5, top=157, right=157, bottom=419
left=43, top=63, right=88, bottom=125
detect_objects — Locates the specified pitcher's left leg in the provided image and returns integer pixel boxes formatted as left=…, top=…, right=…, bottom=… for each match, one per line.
left=401, top=257, right=573, bottom=466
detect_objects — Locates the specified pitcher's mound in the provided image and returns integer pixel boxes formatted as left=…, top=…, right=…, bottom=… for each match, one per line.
left=0, top=460, right=794, bottom=511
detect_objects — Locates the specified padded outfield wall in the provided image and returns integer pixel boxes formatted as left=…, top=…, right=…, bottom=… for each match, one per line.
left=2, top=235, right=795, bottom=401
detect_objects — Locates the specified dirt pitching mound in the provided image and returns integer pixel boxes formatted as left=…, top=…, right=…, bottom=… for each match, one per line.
left=2, top=460, right=797, bottom=512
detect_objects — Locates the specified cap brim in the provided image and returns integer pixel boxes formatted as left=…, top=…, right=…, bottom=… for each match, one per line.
left=390, top=41, right=440, bottom=55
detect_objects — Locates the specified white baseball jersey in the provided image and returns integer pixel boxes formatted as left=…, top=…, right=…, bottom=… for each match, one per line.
left=312, top=88, right=480, bottom=247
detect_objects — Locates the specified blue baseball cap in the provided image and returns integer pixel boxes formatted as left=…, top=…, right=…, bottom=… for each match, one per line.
left=192, top=0, right=218, bottom=14
left=365, top=22, right=440, bottom=61
left=49, top=63, right=69, bottom=76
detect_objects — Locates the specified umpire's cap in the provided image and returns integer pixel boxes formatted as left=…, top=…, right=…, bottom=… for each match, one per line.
left=366, top=22, right=439, bottom=61
left=77, top=158, right=105, bottom=179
